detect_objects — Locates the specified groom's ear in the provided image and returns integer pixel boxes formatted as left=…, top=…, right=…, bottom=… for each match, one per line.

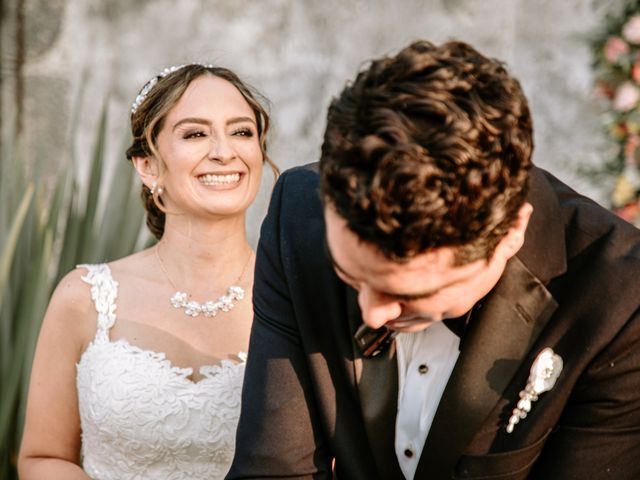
left=495, top=202, right=533, bottom=261
left=132, top=155, right=159, bottom=190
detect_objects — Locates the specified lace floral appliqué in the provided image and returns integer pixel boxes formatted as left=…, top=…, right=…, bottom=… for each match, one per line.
left=76, top=264, right=245, bottom=480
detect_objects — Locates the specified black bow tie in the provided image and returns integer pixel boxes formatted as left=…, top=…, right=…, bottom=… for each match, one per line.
left=354, top=304, right=478, bottom=357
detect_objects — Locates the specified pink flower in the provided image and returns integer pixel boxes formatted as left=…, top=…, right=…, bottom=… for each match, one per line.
left=613, top=82, right=640, bottom=111
left=604, top=36, right=630, bottom=63
left=623, top=16, right=640, bottom=44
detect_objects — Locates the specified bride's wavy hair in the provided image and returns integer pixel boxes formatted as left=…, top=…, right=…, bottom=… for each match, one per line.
left=126, top=64, right=278, bottom=239
left=320, top=40, right=533, bottom=265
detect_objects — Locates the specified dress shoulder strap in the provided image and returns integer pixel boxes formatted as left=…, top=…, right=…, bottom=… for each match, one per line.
left=78, top=263, right=118, bottom=341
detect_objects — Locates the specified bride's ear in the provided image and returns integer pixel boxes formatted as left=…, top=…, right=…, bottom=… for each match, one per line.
left=131, top=156, right=159, bottom=190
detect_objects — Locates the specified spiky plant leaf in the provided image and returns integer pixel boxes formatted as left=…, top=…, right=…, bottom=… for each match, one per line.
left=0, top=102, right=146, bottom=479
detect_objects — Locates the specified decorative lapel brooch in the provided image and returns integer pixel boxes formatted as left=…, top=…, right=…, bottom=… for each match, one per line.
left=506, top=347, right=563, bottom=433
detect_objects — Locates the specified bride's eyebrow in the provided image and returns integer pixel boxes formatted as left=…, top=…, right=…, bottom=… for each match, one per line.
left=172, top=116, right=256, bottom=131
left=172, top=117, right=210, bottom=131
left=227, top=116, right=256, bottom=126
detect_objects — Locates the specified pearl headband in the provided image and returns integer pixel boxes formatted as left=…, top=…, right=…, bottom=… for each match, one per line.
left=130, top=63, right=215, bottom=115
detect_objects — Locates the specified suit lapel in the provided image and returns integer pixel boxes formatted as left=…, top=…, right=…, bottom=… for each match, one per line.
left=416, top=257, right=558, bottom=478
left=349, top=287, right=405, bottom=480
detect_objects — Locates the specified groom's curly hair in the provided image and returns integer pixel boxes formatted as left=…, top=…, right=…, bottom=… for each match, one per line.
left=319, top=40, right=533, bottom=264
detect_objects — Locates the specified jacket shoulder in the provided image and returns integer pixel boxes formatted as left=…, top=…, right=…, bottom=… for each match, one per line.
left=273, top=163, right=323, bottom=218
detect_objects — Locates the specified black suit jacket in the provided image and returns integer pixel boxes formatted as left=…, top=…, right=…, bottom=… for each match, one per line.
left=227, top=164, right=640, bottom=479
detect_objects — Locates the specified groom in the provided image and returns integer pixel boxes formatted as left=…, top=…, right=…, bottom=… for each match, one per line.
left=227, top=40, right=640, bottom=479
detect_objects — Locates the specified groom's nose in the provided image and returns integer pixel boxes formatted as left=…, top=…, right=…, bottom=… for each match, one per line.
left=357, top=286, right=402, bottom=329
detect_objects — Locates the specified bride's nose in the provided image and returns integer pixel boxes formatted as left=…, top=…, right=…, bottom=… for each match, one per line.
left=208, top=136, right=236, bottom=164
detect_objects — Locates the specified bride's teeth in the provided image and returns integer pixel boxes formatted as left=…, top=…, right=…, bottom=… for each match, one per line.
left=199, top=173, right=241, bottom=185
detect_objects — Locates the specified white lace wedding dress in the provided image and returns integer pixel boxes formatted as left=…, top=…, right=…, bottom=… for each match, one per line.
left=76, top=264, right=246, bottom=480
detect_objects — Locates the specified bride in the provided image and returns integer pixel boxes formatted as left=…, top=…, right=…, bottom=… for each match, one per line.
left=18, top=64, right=277, bottom=479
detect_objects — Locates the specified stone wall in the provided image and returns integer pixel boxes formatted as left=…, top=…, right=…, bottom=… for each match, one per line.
left=0, top=0, right=626, bottom=245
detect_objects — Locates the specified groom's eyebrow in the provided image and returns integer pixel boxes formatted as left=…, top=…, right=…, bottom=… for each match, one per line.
left=323, top=238, right=363, bottom=284
left=330, top=256, right=355, bottom=281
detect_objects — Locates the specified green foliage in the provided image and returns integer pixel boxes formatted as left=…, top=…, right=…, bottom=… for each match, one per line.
left=592, top=0, right=640, bottom=224
left=0, top=108, right=147, bottom=479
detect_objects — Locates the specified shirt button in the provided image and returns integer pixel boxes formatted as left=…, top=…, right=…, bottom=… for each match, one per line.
left=404, top=447, right=414, bottom=458
left=418, top=363, right=429, bottom=374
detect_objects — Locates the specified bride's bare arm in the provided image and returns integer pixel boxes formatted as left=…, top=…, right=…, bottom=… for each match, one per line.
left=18, top=269, right=94, bottom=480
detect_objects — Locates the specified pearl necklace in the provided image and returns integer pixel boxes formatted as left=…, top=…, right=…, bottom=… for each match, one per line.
left=155, top=243, right=253, bottom=318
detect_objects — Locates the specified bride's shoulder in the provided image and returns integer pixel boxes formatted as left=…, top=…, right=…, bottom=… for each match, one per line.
left=49, top=248, right=151, bottom=320
left=104, top=248, right=155, bottom=280
left=40, top=267, right=102, bottom=351
left=50, top=267, right=97, bottom=316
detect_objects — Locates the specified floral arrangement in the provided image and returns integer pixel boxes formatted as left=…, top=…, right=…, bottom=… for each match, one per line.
left=593, top=1, right=640, bottom=226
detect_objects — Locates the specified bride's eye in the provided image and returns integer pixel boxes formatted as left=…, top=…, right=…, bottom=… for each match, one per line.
left=232, top=127, right=254, bottom=137
left=184, top=130, right=207, bottom=139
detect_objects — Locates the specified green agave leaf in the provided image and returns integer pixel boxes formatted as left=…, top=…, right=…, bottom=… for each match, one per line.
left=94, top=153, right=137, bottom=261
left=46, top=170, right=71, bottom=234
left=0, top=92, right=146, bottom=479
left=116, top=198, right=147, bottom=259
left=90, top=129, right=148, bottom=262
left=66, top=69, right=90, bottom=171
left=0, top=137, right=27, bottom=252
left=79, top=105, right=109, bottom=262
left=0, top=227, right=53, bottom=458
left=55, top=183, right=82, bottom=284
left=0, top=185, right=35, bottom=309
left=1, top=186, right=42, bottom=397
left=16, top=228, right=55, bottom=445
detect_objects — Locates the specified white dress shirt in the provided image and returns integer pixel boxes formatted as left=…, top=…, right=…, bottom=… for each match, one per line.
left=394, top=321, right=460, bottom=479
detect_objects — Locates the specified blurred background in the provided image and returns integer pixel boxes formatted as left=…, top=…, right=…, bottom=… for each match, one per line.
left=3, top=0, right=630, bottom=239
left=0, top=0, right=634, bottom=477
